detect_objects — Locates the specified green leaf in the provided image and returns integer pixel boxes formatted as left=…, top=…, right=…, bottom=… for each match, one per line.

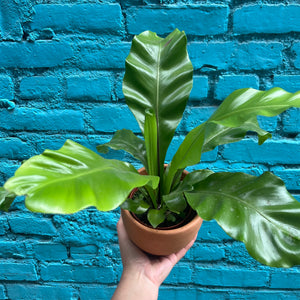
left=144, top=109, right=158, bottom=177
left=185, top=172, right=300, bottom=268
left=4, top=140, right=159, bottom=214
left=123, top=29, right=193, bottom=180
left=121, top=197, right=150, bottom=215
left=165, top=88, right=300, bottom=194
left=0, top=187, right=16, bottom=212
left=96, top=129, right=148, bottom=169
left=163, top=170, right=213, bottom=213
left=181, top=169, right=215, bottom=188
left=147, top=208, right=166, bottom=228
left=163, top=193, right=186, bottom=214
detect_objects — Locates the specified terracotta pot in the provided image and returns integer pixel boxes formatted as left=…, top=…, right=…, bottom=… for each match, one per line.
left=121, top=167, right=203, bottom=256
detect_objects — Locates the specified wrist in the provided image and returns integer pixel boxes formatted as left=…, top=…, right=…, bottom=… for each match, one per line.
left=112, top=269, right=159, bottom=300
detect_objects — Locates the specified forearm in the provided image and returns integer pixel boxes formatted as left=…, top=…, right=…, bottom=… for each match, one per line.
left=112, top=271, right=159, bottom=300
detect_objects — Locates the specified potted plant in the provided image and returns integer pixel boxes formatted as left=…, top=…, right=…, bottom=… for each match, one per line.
left=1, top=29, right=300, bottom=267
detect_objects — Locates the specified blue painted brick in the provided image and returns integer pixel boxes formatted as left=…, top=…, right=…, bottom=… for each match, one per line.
left=31, top=4, right=123, bottom=35
left=159, top=288, right=300, bottom=300
left=20, top=76, right=61, bottom=100
left=0, top=241, right=27, bottom=259
left=272, top=168, right=300, bottom=191
left=233, top=4, right=300, bottom=34
left=188, top=42, right=283, bottom=71
left=0, top=138, right=32, bottom=160
left=0, top=99, right=15, bottom=110
left=34, top=136, right=107, bottom=159
left=197, top=147, right=218, bottom=163
left=271, top=75, right=300, bottom=93
left=79, top=286, right=115, bottom=300
left=270, top=270, right=300, bottom=288
left=226, top=242, right=260, bottom=267
left=159, top=288, right=198, bottom=300
left=0, top=260, right=38, bottom=281
left=292, top=43, right=300, bottom=69
left=0, top=41, right=73, bottom=68
left=257, top=115, right=278, bottom=132
left=222, top=139, right=300, bottom=165
left=215, top=75, right=259, bottom=100
left=115, top=72, right=125, bottom=100
left=0, top=217, right=8, bottom=235
left=9, top=215, right=57, bottom=236
left=90, top=104, right=140, bottom=133
left=188, top=243, right=225, bottom=262
left=53, top=210, right=119, bottom=245
left=232, top=42, right=283, bottom=70
left=6, top=284, right=77, bottom=300
left=190, top=76, right=209, bottom=101
left=196, top=161, right=268, bottom=176
left=282, top=108, right=300, bottom=134
left=192, top=266, right=269, bottom=287
left=34, top=136, right=72, bottom=154
left=184, top=106, right=216, bottom=131
left=0, top=285, right=5, bottom=300
left=40, top=263, right=115, bottom=283
left=293, top=194, right=300, bottom=202
left=70, top=245, right=98, bottom=259
left=33, top=243, right=68, bottom=261
left=0, top=1, right=23, bottom=41
left=188, top=42, right=234, bottom=70
left=0, top=108, right=84, bottom=132
left=67, top=75, right=111, bottom=101
left=127, top=5, right=228, bottom=35
left=0, top=75, right=14, bottom=100
left=78, top=42, right=130, bottom=70
left=198, top=220, right=232, bottom=242
left=165, top=263, right=192, bottom=284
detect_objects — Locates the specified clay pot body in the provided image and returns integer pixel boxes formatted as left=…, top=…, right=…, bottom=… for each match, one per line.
left=121, top=167, right=203, bottom=256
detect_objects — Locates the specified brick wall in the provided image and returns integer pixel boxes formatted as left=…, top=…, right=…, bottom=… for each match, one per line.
left=0, top=1, right=300, bottom=299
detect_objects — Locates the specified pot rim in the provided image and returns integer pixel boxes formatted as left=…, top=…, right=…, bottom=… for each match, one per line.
left=121, top=208, right=202, bottom=236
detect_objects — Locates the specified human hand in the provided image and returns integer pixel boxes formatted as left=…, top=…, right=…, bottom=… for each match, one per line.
left=112, top=216, right=196, bottom=300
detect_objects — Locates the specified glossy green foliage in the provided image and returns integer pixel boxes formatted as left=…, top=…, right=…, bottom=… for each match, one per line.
left=2, top=29, right=300, bottom=267
left=165, top=88, right=300, bottom=194
left=185, top=172, right=300, bottom=268
left=163, top=170, right=213, bottom=214
left=147, top=208, right=167, bottom=228
left=0, top=187, right=16, bottom=212
left=97, top=129, right=147, bottom=169
left=144, top=109, right=158, bottom=177
left=123, top=29, right=193, bottom=180
left=4, top=140, right=159, bottom=214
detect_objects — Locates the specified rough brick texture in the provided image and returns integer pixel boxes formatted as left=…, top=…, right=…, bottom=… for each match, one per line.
left=127, top=5, right=228, bottom=35
left=31, top=4, right=123, bottom=35
left=0, top=1, right=299, bottom=299
left=233, top=4, right=300, bottom=34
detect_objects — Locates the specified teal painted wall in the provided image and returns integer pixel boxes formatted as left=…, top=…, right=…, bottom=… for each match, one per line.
left=0, top=1, right=300, bottom=299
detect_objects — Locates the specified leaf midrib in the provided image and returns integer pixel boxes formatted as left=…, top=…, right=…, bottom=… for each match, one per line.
left=154, top=40, right=162, bottom=185
left=19, top=166, right=128, bottom=196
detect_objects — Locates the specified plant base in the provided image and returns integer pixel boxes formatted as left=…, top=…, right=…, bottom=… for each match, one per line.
left=121, top=208, right=203, bottom=256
